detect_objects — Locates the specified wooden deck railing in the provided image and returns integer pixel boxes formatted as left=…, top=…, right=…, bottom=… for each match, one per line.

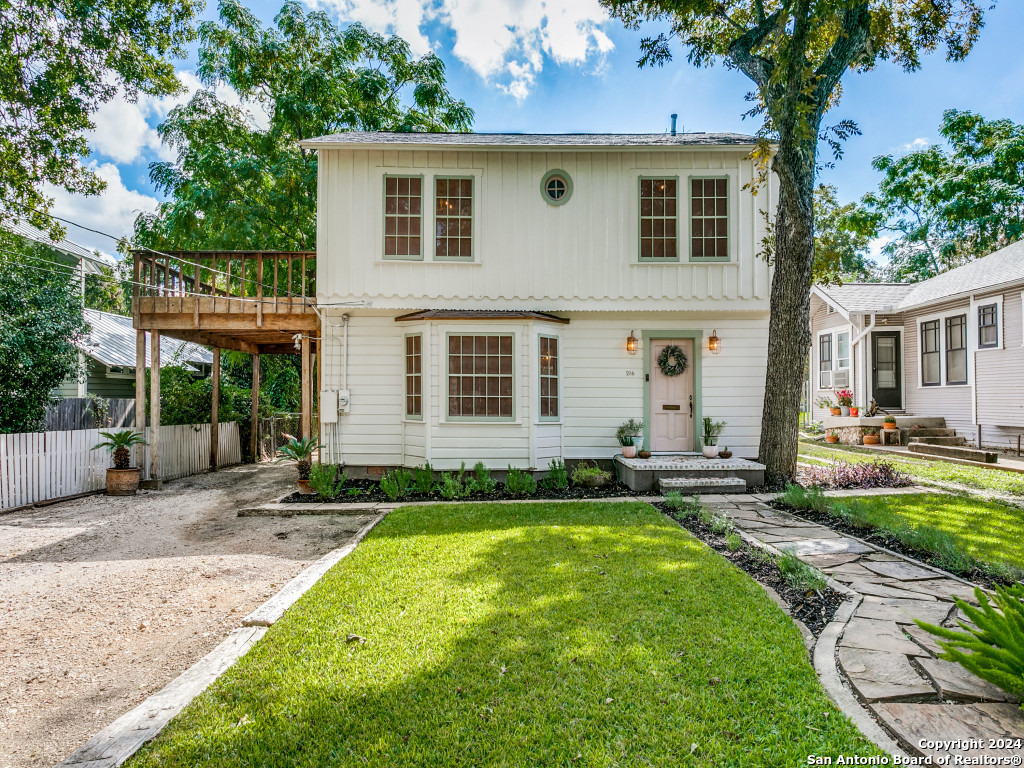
left=132, top=251, right=316, bottom=308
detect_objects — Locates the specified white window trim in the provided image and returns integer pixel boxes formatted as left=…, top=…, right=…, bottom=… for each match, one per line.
left=441, top=329, right=519, bottom=424
left=815, top=325, right=852, bottom=391
left=916, top=308, right=971, bottom=388
left=970, top=294, right=1003, bottom=351
left=372, top=166, right=483, bottom=264
left=537, top=333, right=561, bottom=423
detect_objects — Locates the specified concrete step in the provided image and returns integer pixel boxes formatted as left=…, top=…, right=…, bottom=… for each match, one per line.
left=904, top=428, right=957, bottom=438
left=907, top=435, right=967, bottom=446
left=908, top=442, right=998, bottom=464
left=659, top=477, right=747, bottom=494
left=895, top=417, right=947, bottom=428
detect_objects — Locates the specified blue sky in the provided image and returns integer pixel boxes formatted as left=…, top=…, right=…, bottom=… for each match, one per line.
left=53, top=0, right=1024, bottom=257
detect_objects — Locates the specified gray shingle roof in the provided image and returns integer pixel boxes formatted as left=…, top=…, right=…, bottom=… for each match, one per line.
left=814, top=240, right=1024, bottom=314
left=896, top=240, right=1024, bottom=309
left=82, top=310, right=212, bottom=370
left=299, top=131, right=760, bottom=149
left=815, top=283, right=916, bottom=313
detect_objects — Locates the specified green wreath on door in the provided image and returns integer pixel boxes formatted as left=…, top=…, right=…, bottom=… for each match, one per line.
left=657, top=345, right=688, bottom=377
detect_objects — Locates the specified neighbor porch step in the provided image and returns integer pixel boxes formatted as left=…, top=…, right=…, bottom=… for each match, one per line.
left=658, top=477, right=747, bottom=494
left=906, top=435, right=967, bottom=446
left=908, top=442, right=998, bottom=463
left=904, top=427, right=957, bottom=438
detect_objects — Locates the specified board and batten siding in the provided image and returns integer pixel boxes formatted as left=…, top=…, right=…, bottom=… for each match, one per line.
left=319, top=309, right=768, bottom=468
left=975, top=290, right=1024, bottom=446
left=316, top=148, right=774, bottom=311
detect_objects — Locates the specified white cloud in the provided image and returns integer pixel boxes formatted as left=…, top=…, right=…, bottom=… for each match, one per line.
left=314, top=0, right=614, bottom=100
left=86, top=71, right=270, bottom=165
left=898, top=137, right=929, bottom=153
left=44, top=162, right=160, bottom=257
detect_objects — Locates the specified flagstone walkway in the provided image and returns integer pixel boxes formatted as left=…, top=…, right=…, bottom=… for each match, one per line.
left=700, top=493, right=1024, bottom=763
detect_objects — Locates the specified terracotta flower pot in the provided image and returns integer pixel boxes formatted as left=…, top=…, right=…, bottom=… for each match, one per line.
left=863, top=435, right=879, bottom=445
left=830, top=407, right=842, bottom=416
left=825, top=435, right=839, bottom=444
left=883, top=422, right=897, bottom=431
left=105, top=467, right=140, bottom=496
left=297, top=478, right=314, bottom=494
left=621, top=445, right=637, bottom=458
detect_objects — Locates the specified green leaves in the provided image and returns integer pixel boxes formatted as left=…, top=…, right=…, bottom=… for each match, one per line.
left=135, top=0, right=474, bottom=252
left=812, top=184, right=876, bottom=285
left=859, top=109, right=1024, bottom=280
left=0, top=0, right=200, bottom=237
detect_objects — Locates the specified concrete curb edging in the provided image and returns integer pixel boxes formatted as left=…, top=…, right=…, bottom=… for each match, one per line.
left=55, top=509, right=391, bottom=768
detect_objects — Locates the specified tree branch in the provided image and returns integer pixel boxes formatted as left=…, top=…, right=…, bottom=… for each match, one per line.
left=813, top=2, right=872, bottom=108
left=725, top=7, right=785, bottom=88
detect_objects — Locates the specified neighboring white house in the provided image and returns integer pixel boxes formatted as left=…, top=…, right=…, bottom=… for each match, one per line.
left=809, top=242, right=1024, bottom=449
left=300, top=131, right=777, bottom=471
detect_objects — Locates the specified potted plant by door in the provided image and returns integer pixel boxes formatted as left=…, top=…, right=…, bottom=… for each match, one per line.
left=92, top=430, right=148, bottom=495
left=275, top=434, right=324, bottom=494
left=825, top=429, right=839, bottom=444
left=616, top=419, right=644, bottom=458
left=701, top=417, right=726, bottom=458
left=815, top=395, right=836, bottom=416
left=717, top=445, right=733, bottom=459
left=849, top=405, right=860, bottom=417
left=882, top=415, right=898, bottom=431
left=863, top=427, right=880, bottom=445
left=835, top=389, right=854, bottom=417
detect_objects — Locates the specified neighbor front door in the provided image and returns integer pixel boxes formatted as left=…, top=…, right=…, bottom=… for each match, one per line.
left=649, top=339, right=694, bottom=452
left=871, top=331, right=902, bottom=409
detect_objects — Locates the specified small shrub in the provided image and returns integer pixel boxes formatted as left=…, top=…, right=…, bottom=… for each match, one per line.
left=504, top=466, right=537, bottom=497
left=916, top=584, right=1024, bottom=703
left=709, top=513, right=734, bottom=536
left=663, top=490, right=685, bottom=511
left=467, top=462, right=496, bottom=494
left=380, top=468, right=414, bottom=501
left=777, top=552, right=828, bottom=593
left=803, top=460, right=911, bottom=490
left=780, top=483, right=832, bottom=514
left=413, top=463, right=435, bottom=495
left=570, top=461, right=611, bottom=486
left=539, top=458, right=568, bottom=491
left=438, top=464, right=470, bottom=500
left=308, top=463, right=346, bottom=501
left=726, top=532, right=743, bottom=552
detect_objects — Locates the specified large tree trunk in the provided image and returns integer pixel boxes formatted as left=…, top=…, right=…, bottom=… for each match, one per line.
left=758, top=140, right=816, bottom=482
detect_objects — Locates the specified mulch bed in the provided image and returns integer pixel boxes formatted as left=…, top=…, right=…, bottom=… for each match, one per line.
left=658, top=502, right=847, bottom=636
left=283, top=478, right=659, bottom=504
left=770, top=501, right=1002, bottom=590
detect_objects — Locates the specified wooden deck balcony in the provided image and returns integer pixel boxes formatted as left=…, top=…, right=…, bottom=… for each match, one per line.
left=131, top=251, right=320, bottom=484
left=133, top=250, right=319, bottom=354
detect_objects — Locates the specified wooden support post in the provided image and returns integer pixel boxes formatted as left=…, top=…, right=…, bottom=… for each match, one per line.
left=148, top=330, right=161, bottom=489
left=135, top=330, right=146, bottom=471
left=301, top=334, right=311, bottom=440
left=251, top=353, right=260, bottom=463
left=211, top=347, right=220, bottom=470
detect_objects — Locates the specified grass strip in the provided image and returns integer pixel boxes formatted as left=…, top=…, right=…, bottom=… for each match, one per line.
left=129, top=502, right=878, bottom=767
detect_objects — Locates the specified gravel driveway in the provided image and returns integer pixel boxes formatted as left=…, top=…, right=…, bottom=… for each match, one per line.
left=0, top=464, right=375, bottom=768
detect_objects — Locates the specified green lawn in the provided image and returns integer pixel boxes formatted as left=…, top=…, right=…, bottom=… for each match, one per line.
left=129, top=502, right=878, bottom=767
left=799, top=440, right=1024, bottom=497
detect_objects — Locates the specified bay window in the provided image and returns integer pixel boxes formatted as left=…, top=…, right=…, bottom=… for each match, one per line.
left=447, top=334, right=513, bottom=419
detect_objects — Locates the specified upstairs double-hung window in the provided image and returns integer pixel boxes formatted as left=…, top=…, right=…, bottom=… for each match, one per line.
left=383, top=176, right=422, bottom=259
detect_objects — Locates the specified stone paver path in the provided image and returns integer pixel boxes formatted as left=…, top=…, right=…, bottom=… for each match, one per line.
left=704, top=494, right=1023, bottom=762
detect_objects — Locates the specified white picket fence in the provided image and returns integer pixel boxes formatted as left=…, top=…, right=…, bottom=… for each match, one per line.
left=0, top=423, right=241, bottom=510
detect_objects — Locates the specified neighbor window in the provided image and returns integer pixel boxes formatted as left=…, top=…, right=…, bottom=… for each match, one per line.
left=690, top=177, right=728, bottom=260
left=448, top=335, right=513, bottom=419
left=945, top=314, right=967, bottom=384
left=978, top=304, right=998, bottom=348
left=435, top=177, right=473, bottom=259
left=384, top=176, right=422, bottom=258
left=405, top=335, right=422, bottom=418
left=818, top=333, right=833, bottom=389
left=639, top=178, right=678, bottom=260
left=921, top=319, right=940, bottom=386
left=837, top=331, right=850, bottom=371
left=539, top=336, right=559, bottom=420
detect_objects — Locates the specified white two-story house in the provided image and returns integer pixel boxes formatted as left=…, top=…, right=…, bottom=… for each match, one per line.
left=300, top=132, right=776, bottom=472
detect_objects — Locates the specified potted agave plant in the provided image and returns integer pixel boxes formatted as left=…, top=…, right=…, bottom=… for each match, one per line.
left=92, top=429, right=148, bottom=496
left=275, top=434, right=323, bottom=494
left=882, top=414, right=898, bottom=431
